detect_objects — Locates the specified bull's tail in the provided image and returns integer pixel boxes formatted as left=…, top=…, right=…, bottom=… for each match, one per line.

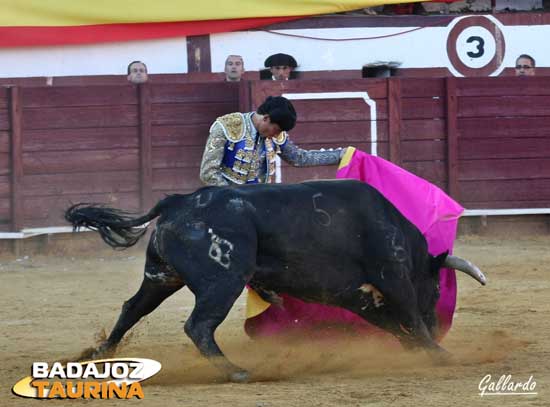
left=64, top=201, right=163, bottom=249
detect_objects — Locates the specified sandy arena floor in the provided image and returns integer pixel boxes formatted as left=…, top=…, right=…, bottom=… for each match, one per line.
left=1, top=235, right=549, bottom=406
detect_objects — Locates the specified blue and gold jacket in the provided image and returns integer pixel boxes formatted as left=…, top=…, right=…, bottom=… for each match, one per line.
left=199, top=112, right=343, bottom=186
left=205, top=112, right=287, bottom=184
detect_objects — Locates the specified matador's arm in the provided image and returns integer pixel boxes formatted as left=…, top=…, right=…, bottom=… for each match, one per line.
left=280, top=139, right=344, bottom=167
left=199, top=123, right=230, bottom=186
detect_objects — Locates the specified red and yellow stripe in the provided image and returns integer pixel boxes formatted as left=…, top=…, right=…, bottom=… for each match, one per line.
left=0, top=0, right=426, bottom=47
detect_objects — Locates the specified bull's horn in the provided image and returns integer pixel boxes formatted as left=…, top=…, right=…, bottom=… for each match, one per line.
left=444, top=255, right=487, bottom=286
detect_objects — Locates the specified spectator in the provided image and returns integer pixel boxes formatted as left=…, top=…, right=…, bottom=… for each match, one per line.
left=224, top=55, right=245, bottom=82
left=127, top=61, right=148, bottom=84
left=264, top=53, right=298, bottom=81
left=515, top=54, right=536, bottom=76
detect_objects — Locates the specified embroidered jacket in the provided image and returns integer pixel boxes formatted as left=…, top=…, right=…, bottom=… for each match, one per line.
left=200, top=112, right=342, bottom=186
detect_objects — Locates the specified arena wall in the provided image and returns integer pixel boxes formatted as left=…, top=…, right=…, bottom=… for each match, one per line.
left=1, top=76, right=549, bottom=237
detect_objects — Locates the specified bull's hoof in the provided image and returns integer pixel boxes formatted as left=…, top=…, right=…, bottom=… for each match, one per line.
left=229, top=370, right=250, bottom=383
left=90, top=342, right=116, bottom=360
left=429, top=347, right=454, bottom=366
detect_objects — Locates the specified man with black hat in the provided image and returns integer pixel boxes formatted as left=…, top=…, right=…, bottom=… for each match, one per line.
left=200, top=96, right=346, bottom=186
left=264, top=53, right=298, bottom=81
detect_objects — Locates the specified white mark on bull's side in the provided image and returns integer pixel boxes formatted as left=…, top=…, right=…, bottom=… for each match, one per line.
left=312, top=193, right=331, bottom=227
left=152, top=230, right=160, bottom=252
left=195, top=192, right=213, bottom=208
left=227, top=197, right=245, bottom=212
left=358, top=284, right=384, bottom=308
left=208, top=228, right=234, bottom=269
left=145, top=271, right=169, bottom=282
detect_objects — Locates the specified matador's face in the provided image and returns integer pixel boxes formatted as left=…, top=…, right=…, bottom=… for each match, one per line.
left=270, top=65, right=292, bottom=80
left=257, top=116, right=282, bottom=139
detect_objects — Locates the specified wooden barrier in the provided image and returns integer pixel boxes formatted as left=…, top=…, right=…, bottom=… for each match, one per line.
left=0, top=82, right=239, bottom=229
left=1, top=77, right=549, bottom=232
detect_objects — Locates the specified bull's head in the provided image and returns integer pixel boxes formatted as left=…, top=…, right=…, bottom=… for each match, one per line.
left=416, top=252, right=449, bottom=340
left=418, top=252, right=487, bottom=340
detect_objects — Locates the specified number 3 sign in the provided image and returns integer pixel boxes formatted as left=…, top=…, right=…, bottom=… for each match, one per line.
left=446, top=15, right=506, bottom=77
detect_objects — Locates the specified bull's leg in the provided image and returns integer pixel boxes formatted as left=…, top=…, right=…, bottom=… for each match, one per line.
left=158, top=222, right=256, bottom=382
left=184, top=279, right=249, bottom=382
left=92, top=278, right=184, bottom=358
left=91, top=240, right=184, bottom=359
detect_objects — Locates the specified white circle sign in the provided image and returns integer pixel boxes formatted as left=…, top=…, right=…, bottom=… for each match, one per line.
left=456, top=26, right=496, bottom=68
left=446, top=15, right=506, bottom=77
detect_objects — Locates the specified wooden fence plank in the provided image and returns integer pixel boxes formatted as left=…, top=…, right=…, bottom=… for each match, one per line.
left=446, top=77, right=458, bottom=199
left=401, top=119, right=446, bottom=140
left=23, top=127, right=139, bottom=152
left=0, top=88, right=8, bottom=109
left=459, top=138, right=550, bottom=160
left=152, top=124, right=210, bottom=147
left=22, top=86, right=138, bottom=108
left=292, top=121, right=382, bottom=143
left=401, top=140, right=446, bottom=161
left=139, top=84, right=153, bottom=211
left=23, top=105, right=139, bottom=129
left=9, top=87, right=23, bottom=231
left=459, top=179, right=550, bottom=203
left=401, top=98, right=445, bottom=119
left=238, top=80, right=252, bottom=113
left=22, top=149, right=139, bottom=174
left=458, top=117, right=550, bottom=139
left=457, top=77, right=550, bottom=97
left=0, top=153, right=9, bottom=176
left=20, top=171, right=139, bottom=197
left=150, top=82, right=238, bottom=103
left=291, top=99, right=386, bottom=122
left=152, top=146, right=205, bottom=169
left=0, top=198, right=10, bottom=222
left=388, top=78, right=402, bottom=165
left=459, top=200, right=550, bottom=209
left=0, top=175, right=10, bottom=197
left=151, top=102, right=236, bottom=125
left=459, top=158, right=550, bottom=181
left=401, top=78, right=445, bottom=98
left=0, top=131, right=8, bottom=152
left=0, top=109, right=9, bottom=130
left=250, top=79, right=388, bottom=106
left=458, top=95, right=550, bottom=118
left=153, top=168, right=204, bottom=191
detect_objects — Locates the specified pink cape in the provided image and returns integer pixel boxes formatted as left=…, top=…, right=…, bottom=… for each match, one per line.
left=245, top=149, right=463, bottom=341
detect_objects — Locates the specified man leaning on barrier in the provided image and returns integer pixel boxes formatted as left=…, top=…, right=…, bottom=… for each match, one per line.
left=199, top=96, right=348, bottom=186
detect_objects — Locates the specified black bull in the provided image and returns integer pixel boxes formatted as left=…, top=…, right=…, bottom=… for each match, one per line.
left=65, top=179, right=485, bottom=382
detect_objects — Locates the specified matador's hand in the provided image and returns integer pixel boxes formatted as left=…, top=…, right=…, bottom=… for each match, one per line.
left=339, top=146, right=353, bottom=159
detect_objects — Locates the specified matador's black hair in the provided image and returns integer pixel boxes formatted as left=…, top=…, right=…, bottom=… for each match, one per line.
left=257, top=96, right=297, bottom=132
